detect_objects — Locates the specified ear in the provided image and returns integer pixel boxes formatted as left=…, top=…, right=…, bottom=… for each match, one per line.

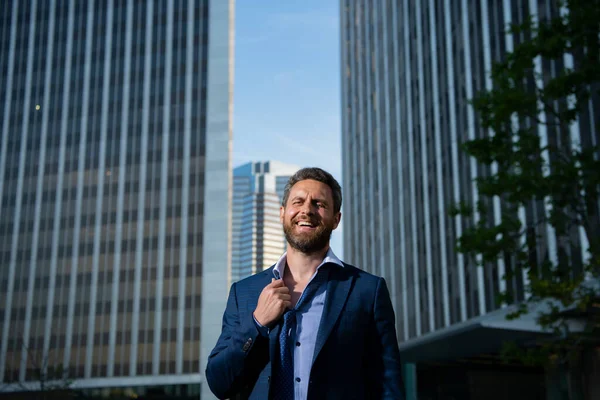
left=332, top=212, right=341, bottom=230
left=280, top=205, right=285, bottom=223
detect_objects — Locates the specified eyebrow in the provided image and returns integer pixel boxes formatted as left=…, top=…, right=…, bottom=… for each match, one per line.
left=290, top=194, right=328, bottom=204
left=291, top=195, right=329, bottom=205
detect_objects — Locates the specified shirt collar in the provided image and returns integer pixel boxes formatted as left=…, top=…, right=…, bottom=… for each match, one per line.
left=272, top=247, right=343, bottom=280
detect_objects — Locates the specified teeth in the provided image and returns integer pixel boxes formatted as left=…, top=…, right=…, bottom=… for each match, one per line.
left=298, top=221, right=313, bottom=227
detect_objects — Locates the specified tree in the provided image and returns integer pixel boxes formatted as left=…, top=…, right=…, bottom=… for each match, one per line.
left=451, top=0, right=600, bottom=395
left=0, top=339, right=74, bottom=400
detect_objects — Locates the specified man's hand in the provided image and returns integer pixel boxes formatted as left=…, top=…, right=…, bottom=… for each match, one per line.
left=253, top=278, right=291, bottom=327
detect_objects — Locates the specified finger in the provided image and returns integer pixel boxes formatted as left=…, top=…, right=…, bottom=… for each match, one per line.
left=277, top=293, right=291, bottom=301
left=269, top=278, right=285, bottom=287
left=282, top=301, right=292, bottom=309
left=272, top=286, right=290, bottom=294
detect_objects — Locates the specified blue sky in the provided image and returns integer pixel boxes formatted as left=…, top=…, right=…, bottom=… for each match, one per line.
left=234, top=1, right=344, bottom=256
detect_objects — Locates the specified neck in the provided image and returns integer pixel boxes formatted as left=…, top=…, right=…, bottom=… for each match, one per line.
left=284, top=245, right=329, bottom=282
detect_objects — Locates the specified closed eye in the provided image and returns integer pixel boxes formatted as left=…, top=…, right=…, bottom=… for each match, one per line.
left=314, top=201, right=327, bottom=208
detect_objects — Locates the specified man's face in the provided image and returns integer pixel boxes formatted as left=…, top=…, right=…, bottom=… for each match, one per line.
left=280, top=179, right=341, bottom=254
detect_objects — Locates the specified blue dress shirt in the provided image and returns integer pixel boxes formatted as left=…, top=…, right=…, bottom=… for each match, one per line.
left=254, top=248, right=344, bottom=400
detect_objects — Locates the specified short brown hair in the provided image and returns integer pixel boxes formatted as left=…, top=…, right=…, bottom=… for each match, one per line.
left=282, top=167, right=342, bottom=213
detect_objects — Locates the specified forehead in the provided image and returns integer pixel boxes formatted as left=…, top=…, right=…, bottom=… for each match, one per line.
left=288, top=179, right=333, bottom=200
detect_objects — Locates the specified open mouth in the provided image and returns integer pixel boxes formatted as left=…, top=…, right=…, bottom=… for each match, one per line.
left=296, top=220, right=317, bottom=230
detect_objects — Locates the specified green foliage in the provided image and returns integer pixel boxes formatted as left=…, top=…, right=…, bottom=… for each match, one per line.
left=453, top=0, right=600, bottom=368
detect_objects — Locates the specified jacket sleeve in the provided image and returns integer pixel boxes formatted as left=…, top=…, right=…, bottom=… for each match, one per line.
left=205, top=282, right=270, bottom=399
left=368, top=277, right=406, bottom=400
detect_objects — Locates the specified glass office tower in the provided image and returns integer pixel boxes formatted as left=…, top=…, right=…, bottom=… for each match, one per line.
left=0, top=0, right=233, bottom=397
left=232, top=161, right=299, bottom=283
left=341, top=0, right=597, bottom=397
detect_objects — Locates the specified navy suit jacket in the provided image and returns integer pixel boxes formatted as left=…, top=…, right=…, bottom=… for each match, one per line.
left=206, top=262, right=405, bottom=399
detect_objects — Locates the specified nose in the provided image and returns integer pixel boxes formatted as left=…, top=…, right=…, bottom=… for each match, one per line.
left=300, top=200, right=315, bottom=215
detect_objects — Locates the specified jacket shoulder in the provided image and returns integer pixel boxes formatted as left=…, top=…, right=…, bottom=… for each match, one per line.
left=341, top=262, right=384, bottom=283
left=231, top=265, right=275, bottom=291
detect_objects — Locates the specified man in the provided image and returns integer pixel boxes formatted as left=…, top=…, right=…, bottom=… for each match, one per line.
left=206, top=167, right=405, bottom=399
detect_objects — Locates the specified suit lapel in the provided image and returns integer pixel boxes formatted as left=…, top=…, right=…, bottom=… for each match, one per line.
left=248, top=267, right=275, bottom=311
left=311, top=265, right=354, bottom=365
left=252, top=266, right=282, bottom=368
left=269, top=321, right=282, bottom=365
left=247, top=267, right=280, bottom=364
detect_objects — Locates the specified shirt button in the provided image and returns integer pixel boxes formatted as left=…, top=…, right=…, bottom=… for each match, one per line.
left=295, top=377, right=301, bottom=382
left=296, top=342, right=301, bottom=346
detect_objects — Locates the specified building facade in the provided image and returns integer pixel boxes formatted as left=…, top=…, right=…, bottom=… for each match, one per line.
left=340, top=0, right=597, bottom=398
left=0, top=0, right=233, bottom=398
left=232, top=161, right=299, bottom=283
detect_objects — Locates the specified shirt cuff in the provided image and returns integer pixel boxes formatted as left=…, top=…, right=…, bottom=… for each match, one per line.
left=252, top=314, right=270, bottom=337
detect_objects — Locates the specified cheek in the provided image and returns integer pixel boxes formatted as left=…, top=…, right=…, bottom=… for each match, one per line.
left=323, top=214, right=338, bottom=228
left=319, top=211, right=333, bottom=221
left=283, top=210, right=295, bottom=222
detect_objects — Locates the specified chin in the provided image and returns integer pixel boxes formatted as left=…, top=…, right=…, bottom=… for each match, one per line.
left=287, top=235, right=331, bottom=254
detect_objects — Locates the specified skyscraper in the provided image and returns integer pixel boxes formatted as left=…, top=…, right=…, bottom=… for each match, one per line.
left=232, top=161, right=299, bottom=283
left=341, top=0, right=596, bottom=397
left=0, top=1, right=233, bottom=397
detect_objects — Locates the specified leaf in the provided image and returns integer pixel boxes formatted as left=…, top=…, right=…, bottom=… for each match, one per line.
left=450, top=0, right=600, bottom=369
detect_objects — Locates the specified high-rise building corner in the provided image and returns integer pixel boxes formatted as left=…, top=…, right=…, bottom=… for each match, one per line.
left=0, top=1, right=234, bottom=398
left=231, top=161, right=300, bottom=283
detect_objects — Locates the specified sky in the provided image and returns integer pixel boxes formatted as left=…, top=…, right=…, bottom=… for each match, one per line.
left=234, top=1, right=344, bottom=257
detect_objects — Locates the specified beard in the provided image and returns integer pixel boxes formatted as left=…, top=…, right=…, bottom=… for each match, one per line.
left=283, top=217, right=334, bottom=254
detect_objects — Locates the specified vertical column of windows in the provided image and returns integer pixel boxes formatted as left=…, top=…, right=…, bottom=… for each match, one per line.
left=446, top=0, right=467, bottom=323
left=429, top=0, right=450, bottom=328
left=415, top=0, right=435, bottom=333
left=0, top=0, right=38, bottom=383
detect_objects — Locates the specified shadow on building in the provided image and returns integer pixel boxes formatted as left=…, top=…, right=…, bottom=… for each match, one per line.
left=416, top=357, right=546, bottom=400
